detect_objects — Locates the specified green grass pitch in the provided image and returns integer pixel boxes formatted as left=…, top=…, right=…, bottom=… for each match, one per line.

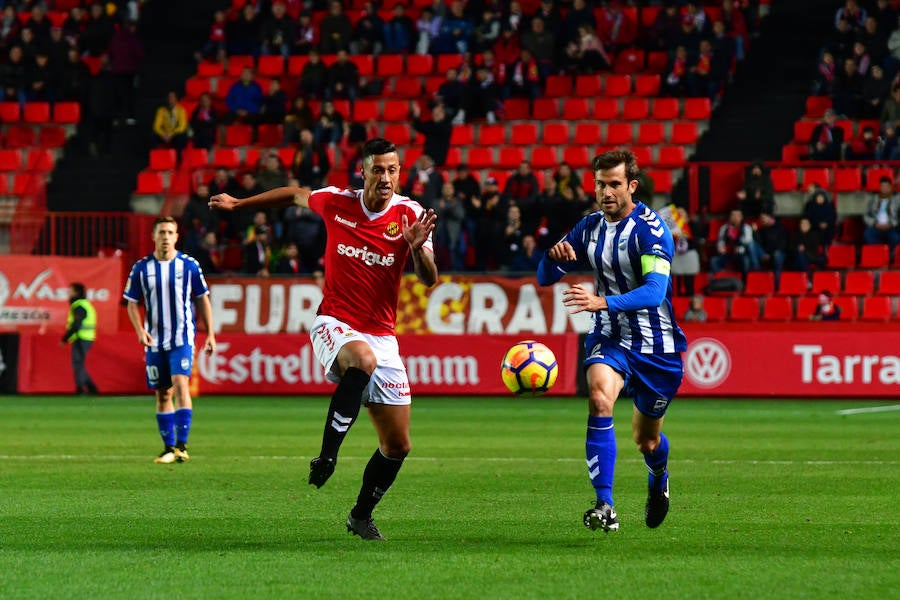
left=1, top=395, right=898, bottom=599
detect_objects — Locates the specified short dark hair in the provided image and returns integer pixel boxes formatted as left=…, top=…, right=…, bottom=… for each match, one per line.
left=361, top=138, right=398, bottom=162
left=153, top=216, right=178, bottom=232
left=592, top=149, right=640, bottom=183
left=71, top=282, right=85, bottom=297
left=880, top=176, right=893, bottom=185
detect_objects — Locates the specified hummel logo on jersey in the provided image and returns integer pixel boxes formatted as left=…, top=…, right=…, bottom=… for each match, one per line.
left=337, top=243, right=396, bottom=267
left=334, top=215, right=357, bottom=228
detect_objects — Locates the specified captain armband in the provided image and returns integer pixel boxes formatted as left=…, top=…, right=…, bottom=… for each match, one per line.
left=641, top=254, right=671, bottom=277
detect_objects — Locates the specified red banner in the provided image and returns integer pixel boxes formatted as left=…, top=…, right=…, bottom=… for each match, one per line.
left=207, top=274, right=596, bottom=335
left=0, top=256, right=123, bottom=333
left=17, top=332, right=579, bottom=396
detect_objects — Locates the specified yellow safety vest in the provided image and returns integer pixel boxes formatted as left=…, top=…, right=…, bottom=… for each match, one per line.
left=66, top=298, right=97, bottom=342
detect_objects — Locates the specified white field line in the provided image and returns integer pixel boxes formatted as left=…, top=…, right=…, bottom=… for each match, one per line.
left=0, top=455, right=896, bottom=466
left=836, top=404, right=900, bottom=415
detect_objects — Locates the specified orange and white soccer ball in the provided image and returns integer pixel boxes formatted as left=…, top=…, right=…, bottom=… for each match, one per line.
left=500, top=340, right=558, bottom=396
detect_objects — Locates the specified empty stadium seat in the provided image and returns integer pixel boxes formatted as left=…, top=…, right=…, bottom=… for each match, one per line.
left=350, top=54, right=374, bottom=75
left=544, top=75, right=572, bottom=97
left=405, top=54, right=434, bottom=76
left=478, top=124, right=506, bottom=145
left=255, top=124, right=283, bottom=147
left=633, top=74, right=660, bottom=96
left=377, top=55, right=404, bottom=76
left=256, top=55, right=284, bottom=77
left=646, top=50, right=668, bottom=73
left=860, top=296, right=892, bottom=321
left=592, top=98, right=620, bottom=119
left=466, top=147, right=494, bottom=168
left=502, top=99, right=530, bottom=120
left=434, top=54, right=460, bottom=74
left=53, top=101, right=81, bottom=124
left=182, top=148, right=209, bottom=168
left=11, top=172, right=36, bottom=195
left=669, top=122, right=699, bottom=145
left=352, top=99, right=380, bottom=121
left=801, top=167, right=830, bottom=190
left=622, top=98, right=650, bottom=121
left=636, top=122, right=664, bottom=145
left=703, top=296, right=728, bottom=321
left=826, top=244, right=856, bottom=269
left=226, top=55, right=254, bottom=77
left=604, top=74, right=632, bottom=96
left=761, top=296, right=793, bottom=321
left=383, top=123, right=413, bottom=145
left=743, top=272, right=775, bottom=296
left=37, top=126, right=66, bottom=147
left=392, top=76, right=422, bottom=98
left=0, top=149, right=22, bottom=171
left=574, top=123, right=602, bottom=145
left=833, top=167, right=862, bottom=192
left=729, top=297, right=760, bottom=321
left=443, top=147, right=462, bottom=168
left=614, top=49, right=645, bottom=74
left=858, top=244, right=889, bottom=269
left=876, top=271, right=900, bottom=295
left=683, top=98, right=711, bottom=120
left=793, top=120, right=817, bottom=143
left=136, top=170, right=165, bottom=194
left=223, top=124, right=253, bottom=146
left=645, top=168, right=673, bottom=193
left=795, top=296, right=819, bottom=320
left=539, top=122, right=568, bottom=145
left=532, top=98, right=561, bottom=119
left=575, top=75, right=603, bottom=96
left=185, top=76, right=212, bottom=99
left=562, top=146, right=590, bottom=166
left=561, top=98, right=590, bottom=120
left=770, top=168, right=798, bottom=192
left=510, top=123, right=539, bottom=145
left=776, top=271, right=810, bottom=295
left=843, top=270, right=875, bottom=296
left=449, top=124, right=474, bottom=146
left=805, top=96, right=832, bottom=118
left=605, top=122, right=633, bottom=145
left=287, top=55, right=309, bottom=75
left=651, top=97, right=679, bottom=120
left=23, top=102, right=50, bottom=123
left=497, top=147, right=526, bottom=169
left=212, top=148, right=241, bottom=169
left=25, top=149, right=53, bottom=172
left=196, top=60, right=224, bottom=77
left=381, top=100, right=410, bottom=121
left=529, top=147, right=558, bottom=170
left=833, top=295, right=859, bottom=320
left=148, top=148, right=177, bottom=171
left=811, top=270, right=842, bottom=294
left=656, top=146, right=686, bottom=167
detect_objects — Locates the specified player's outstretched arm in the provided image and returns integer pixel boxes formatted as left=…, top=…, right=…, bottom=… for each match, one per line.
left=537, top=240, right=577, bottom=286
left=403, top=209, right=438, bottom=287
left=209, top=186, right=312, bottom=211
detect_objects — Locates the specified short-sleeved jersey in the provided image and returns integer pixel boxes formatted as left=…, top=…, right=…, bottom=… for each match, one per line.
left=123, top=251, right=210, bottom=351
left=563, top=201, right=687, bottom=354
left=308, top=186, right=433, bottom=336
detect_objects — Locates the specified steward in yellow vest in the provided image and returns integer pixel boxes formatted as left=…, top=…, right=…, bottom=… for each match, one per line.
left=62, top=282, right=99, bottom=395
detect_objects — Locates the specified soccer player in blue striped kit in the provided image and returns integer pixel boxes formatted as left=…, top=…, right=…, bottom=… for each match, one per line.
left=124, top=216, right=217, bottom=464
left=537, top=149, right=687, bottom=532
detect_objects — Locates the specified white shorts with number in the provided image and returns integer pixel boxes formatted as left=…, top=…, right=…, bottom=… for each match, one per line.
left=310, top=315, right=411, bottom=406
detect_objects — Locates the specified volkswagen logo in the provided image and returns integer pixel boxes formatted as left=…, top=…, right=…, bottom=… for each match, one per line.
left=685, top=338, right=731, bottom=388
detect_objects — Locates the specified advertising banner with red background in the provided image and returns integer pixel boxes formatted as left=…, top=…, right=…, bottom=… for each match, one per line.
left=18, top=332, right=579, bottom=396
left=0, top=256, right=122, bottom=333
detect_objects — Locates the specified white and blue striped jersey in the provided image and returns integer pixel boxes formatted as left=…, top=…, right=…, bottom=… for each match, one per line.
left=123, top=252, right=210, bottom=351
left=562, top=201, right=687, bottom=354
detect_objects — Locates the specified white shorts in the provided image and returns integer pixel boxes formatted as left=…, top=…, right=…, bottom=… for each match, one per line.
left=310, top=315, right=411, bottom=406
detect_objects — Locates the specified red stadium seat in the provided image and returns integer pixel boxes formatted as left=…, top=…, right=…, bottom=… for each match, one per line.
left=434, top=54, right=460, bottom=75
left=622, top=98, right=650, bottom=120
left=781, top=144, right=806, bottom=162
left=633, top=74, right=660, bottom=96
left=574, top=123, right=602, bottom=145
left=24, top=102, right=51, bottom=123
left=423, top=76, right=443, bottom=96
left=449, top=124, right=474, bottom=146
left=352, top=99, right=380, bottom=122
left=136, top=170, right=165, bottom=194
left=287, top=55, right=309, bottom=75
left=776, top=271, right=809, bottom=296
left=226, top=55, right=255, bottom=77
left=656, top=146, right=686, bottom=168
left=25, top=149, right=53, bottom=171
left=510, top=123, right=539, bottom=145
left=876, top=271, right=900, bottom=295
left=185, top=76, right=212, bottom=99
left=256, top=55, right=284, bottom=77
left=0, top=101, right=20, bottom=122
left=540, top=122, right=569, bottom=145
left=544, top=75, right=572, bottom=97
left=466, top=147, right=495, bottom=168
left=761, top=296, right=793, bottom=321
left=729, top=297, right=760, bottom=321
left=826, top=244, right=856, bottom=269
left=560, top=98, right=589, bottom=120
left=636, top=122, right=664, bottom=145
left=443, top=147, right=462, bottom=168
left=604, top=74, right=632, bottom=96
left=405, top=54, right=434, bottom=76
left=843, top=270, right=875, bottom=296
left=605, top=122, right=633, bottom=145
left=0, top=149, right=22, bottom=171
left=498, top=147, right=526, bottom=169
left=793, top=120, right=818, bottom=143
left=0, top=173, right=7, bottom=194
left=392, top=76, right=423, bottom=98
left=383, top=123, right=413, bottom=145
left=592, top=98, right=620, bottom=120
left=743, top=272, right=775, bottom=296
left=149, top=148, right=177, bottom=171
left=11, top=172, right=36, bottom=195
left=53, top=101, right=81, bottom=124
left=646, top=50, right=669, bottom=73
left=478, top=124, right=506, bottom=145
left=487, top=169, right=510, bottom=190
left=833, top=295, right=859, bottom=320
left=255, top=123, right=283, bottom=147
left=529, top=147, right=558, bottom=170
left=860, top=296, right=892, bottom=321
left=196, top=61, right=224, bottom=77
left=864, top=167, right=895, bottom=192
left=182, top=148, right=209, bottom=168
left=858, top=244, right=889, bottom=269
left=644, top=168, right=673, bottom=193
left=212, top=148, right=241, bottom=169
left=795, top=296, right=819, bottom=320
left=811, top=270, right=842, bottom=294
left=703, top=296, right=728, bottom=321
left=670, top=122, right=699, bottom=145
left=502, top=99, right=530, bottom=120
left=574, top=75, right=603, bottom=96
left=377, top=55, right=404, bottom=76
left=833, top=167, right=862, bottom=192
left=37, top=126, right=66, bottom=147
left=651, top=98, right=679, bottom=120
left=613, top=49, right=645, bottom=74
left=683, top=97, right=711, bottom=120
left=223, top=124, right=253, bottom=146
left=382, top=100, right=411, bottom=121
left=350, top=54, right=374, bottom=75
left=562, top=146, right=590, bottom=166
left=805, top=96, right=832, bottom=118
left=631, top=146, right=653, bottom=166
left=801, top=167, right=830, bottom=190
left=770, top=168, right=798, bottom=192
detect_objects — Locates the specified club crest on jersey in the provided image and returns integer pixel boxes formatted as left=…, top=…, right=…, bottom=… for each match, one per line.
left=383, top=221, right=402, bottom=241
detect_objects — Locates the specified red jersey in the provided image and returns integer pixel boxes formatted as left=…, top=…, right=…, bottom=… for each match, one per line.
left=308, top=187, right=433, bottom=336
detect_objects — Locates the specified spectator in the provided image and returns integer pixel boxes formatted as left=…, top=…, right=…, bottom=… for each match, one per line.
left=181, top=182, right=219, bottom=254
left=196, top=9, right=226, bottom=62
left=470, top=177, right=506, bottom=270
left=282, top=96, right=315, bottom=145
left=18, top=26, right=40, bottom=64
left=520, top=17, right=555, bottom=75
left=721, top=0, right=748, bottom=61
left=464, top=65, right=501, bottom=124
left=789, top=217, right=826, bottom=274
left=880, top=84, right=900, bottom=132
left=294, top=12, right=316, bottom=55
left=151, top=90, right=188, bottom=155
left=503, top=161, right=540, bottom=228
left=312, top=99, right=344, bottom=146
left=255, top=150, right=290, bottom=192
left=384, top=3, right=415, bottom=54
left=597, top=0, right=636, bottom=54
left=504, top=0, right=527, bottom=33
left=499, top=204, right=526, bottom=270
left=812, top=50, right=836, bottom=96
left=283, top=204, right=325, bottom=273
left=802, top=186, right=837, bottom=246
left=325, top=49, right=359, bottom=102
left=58, top=47, right=92, bottom=106
left=45, top=25, right=69, bottom=70
left=259, top=78, right=287, bottom=125
left=508, top=233, right=543, bottom=272
left=435, top=1, right=472, bottom=54
left=319, top=0, right=353, bottom=54
left=80, top=3, right=115, bottom=57
left=845, top=125, right=877, bottom=160
left=274, top=242, right=303, bottom=275
left=753, top=212, right=787, bottom=284
left=299, top=49, right=328, bottom=99
left=810, top=290, right=841, bottom=321
left=859, top=17, right=887, bottom=66
left=260, top=1, right=296, bottom=59
left=351, top=1, right=383, bottom=56
left=24, top=49, right=55, bottom=103
left=189, top=92, right=220, bottom=150
left=807, top=108, right=844, bottom=160
left=435, top=181, right=467, bottom=271
left=879, top=124, right=900, bottom=164
left=193, top=231, right=222, bottom=276
left=552, top=162, right=582, bottom=199
left=88, top=56, right=117, bottom=156
left=242, top=225, right=272, bottom=277
left=531, top=0, right=563, bottom=36
left=682, top=295, right=707, bottom=323
left=887, top=15, right=900, bottom=75
left=659, top=203, right=700, bottom=297
left=683, top=2, right=711, bottom=37
left=850, top=41, right=871, bottom=77
left=493, top=26, right=521, bottom=69
left=472, top=8, right=501, bottom=53
left=872, top=0, right=897, bottom=36
left=829, top=17, right=855, bottom=62
left=738, top=161, right=775, bottom=218
left=415, top=7, right=442, bottom=55
left=0, top=7, right=21, bottom=55
left=452, top=164, right=481, bottom=205
left=831, top=57, right=863, bottom=118
left=650, top=2, right=681, bottom=52
left=291, top=128, right=330, bottom=189
left=404, top=154, right=443, bottom=210
left=711, top=208, right=759, bottom=276
left=663, top=45, right=691, bottom=97
left=0, top=44, right=26, bottom=106
left=208, top=167, right=239, bottom=199
left=507, top=48, right=542, bottom=100
left=225, top=67, right=264, bottom=125
left=227, top=4, right=260, bottom=57
left=435, top=67, right=466, bottom=123
left=576, top=22, right=611, bottom=73
left=835, top=0, right=866, bottom=32
left=228, top=173, right=265, bottom=241
left=860, top=65, right=889, bottom=120
left=862, top=176, right=900, bottom=251
left=688, top=38, right=721, bottom=99
left=562, top=0, right=595, bottom=46
left=411, top=102, right=451, bottom=167
left=60, top=6, right=85, bottom=48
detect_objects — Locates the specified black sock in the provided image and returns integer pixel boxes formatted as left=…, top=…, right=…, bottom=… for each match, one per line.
left=351, top=449, right=404, bottom=520
left=319, top=367, right=369, bottom=460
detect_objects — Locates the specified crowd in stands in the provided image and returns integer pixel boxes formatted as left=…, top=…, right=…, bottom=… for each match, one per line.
left=168, top=0, right=763, bottom=278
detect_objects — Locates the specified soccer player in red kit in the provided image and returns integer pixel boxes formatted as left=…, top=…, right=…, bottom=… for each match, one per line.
left=209, top=138, right=437, bottom=540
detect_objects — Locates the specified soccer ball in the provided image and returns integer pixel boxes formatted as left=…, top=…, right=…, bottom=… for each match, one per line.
left=500, top=340, right=558, bottom=396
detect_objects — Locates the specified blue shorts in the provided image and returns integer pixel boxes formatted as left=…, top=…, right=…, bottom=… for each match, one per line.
left=583, top=334, right=684, bottom=418
left=145, top=345, right=194, bottom=390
